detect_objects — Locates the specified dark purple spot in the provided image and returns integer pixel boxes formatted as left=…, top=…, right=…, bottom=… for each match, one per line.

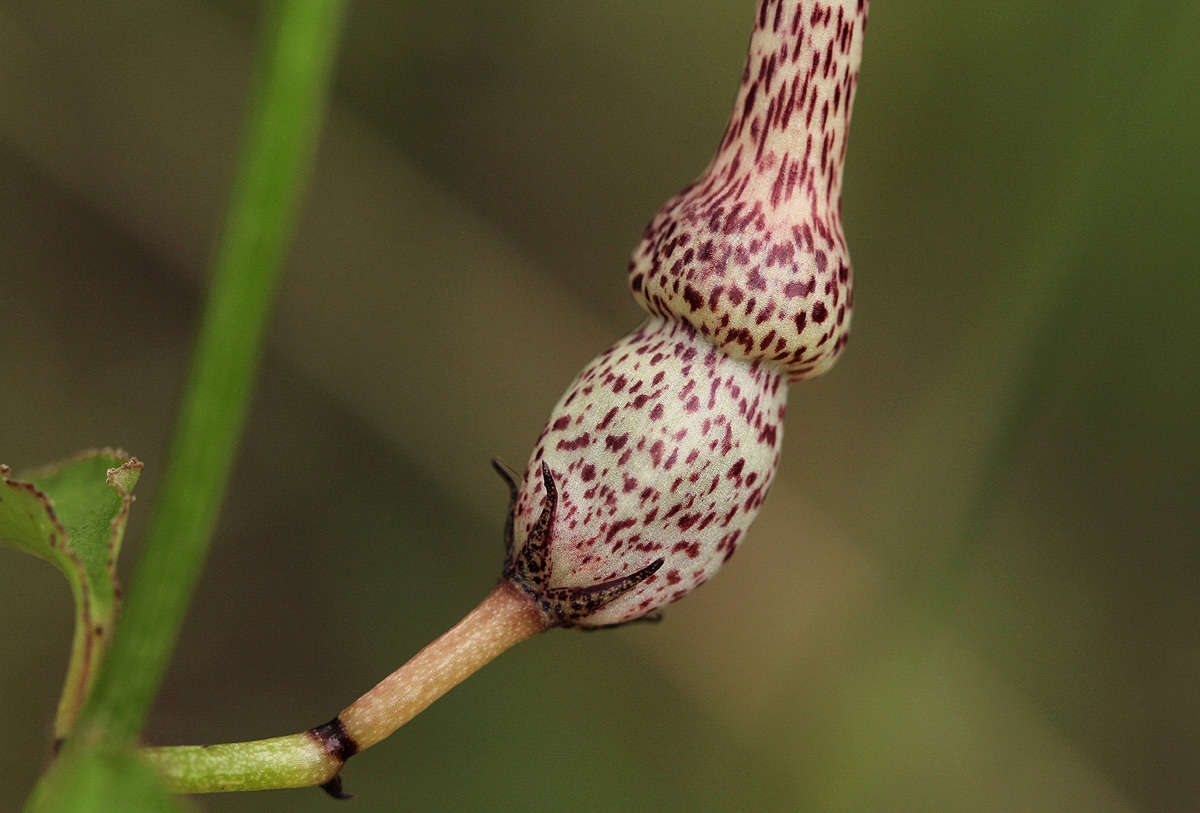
left=309, top=718, right=359, bottom=763
left=663, top=447, right=679, bottom=470
left=784, top=276, right=816, bottom=298
left=556, top=432, right=591, bottom=451
left=670, top=541, right=702, bottom=558
left=766, top=241, right=794, bottom=267
left=596, top=406, right=618, bottom=431
left=650, top=440, right=665, bottom=466
left=606, top=518, right=636, bottom=542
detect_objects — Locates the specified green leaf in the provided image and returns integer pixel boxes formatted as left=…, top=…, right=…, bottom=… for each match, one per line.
left=0, top=449, right=142, bottom=739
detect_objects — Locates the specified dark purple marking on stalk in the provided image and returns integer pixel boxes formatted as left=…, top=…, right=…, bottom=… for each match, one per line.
left=308, top=717, right=359, bottom=799
left=309, top=717, right=359, bottom=763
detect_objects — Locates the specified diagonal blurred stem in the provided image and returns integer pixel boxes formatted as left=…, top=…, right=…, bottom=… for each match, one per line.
left=62, top=0, right=346, bottom=746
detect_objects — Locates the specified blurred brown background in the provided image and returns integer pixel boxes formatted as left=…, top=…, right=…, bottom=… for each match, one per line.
left=2, top=1, right=1197, bottom=810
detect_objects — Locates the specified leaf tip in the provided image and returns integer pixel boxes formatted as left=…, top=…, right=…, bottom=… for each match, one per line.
left=106, top=457, right=143, bottom=496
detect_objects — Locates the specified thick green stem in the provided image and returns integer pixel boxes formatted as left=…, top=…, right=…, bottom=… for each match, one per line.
left=144, top=734, right=341, bottom=794
left=141, top=583, right=547, bottom=794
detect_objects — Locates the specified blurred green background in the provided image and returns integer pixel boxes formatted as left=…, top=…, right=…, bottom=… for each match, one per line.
left=2, top=1, right=1197, bottom=810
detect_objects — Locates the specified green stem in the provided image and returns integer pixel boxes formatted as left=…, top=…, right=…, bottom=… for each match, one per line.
left=144, top=734, right=341, bottom=795
left=75, top=0, right=346, bottom=746
left=142, top=583, right=547, bottom=794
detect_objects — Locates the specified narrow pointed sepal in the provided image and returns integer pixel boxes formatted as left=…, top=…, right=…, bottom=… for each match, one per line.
left=506, top=461, right=556, bottom=588
left=543, top=558, right=665, bottom=628
left=491, top=457, right=522, bottom=559
left=495, top=461, right=668, bottom=629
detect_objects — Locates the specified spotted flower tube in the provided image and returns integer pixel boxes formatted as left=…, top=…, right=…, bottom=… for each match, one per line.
left=506, top=0, right=866, bottom=627
left=144, top=0, right=869, bottom=795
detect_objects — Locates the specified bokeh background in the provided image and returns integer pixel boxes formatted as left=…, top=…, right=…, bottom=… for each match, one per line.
left=3, top=1, right=1197, bottom=810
